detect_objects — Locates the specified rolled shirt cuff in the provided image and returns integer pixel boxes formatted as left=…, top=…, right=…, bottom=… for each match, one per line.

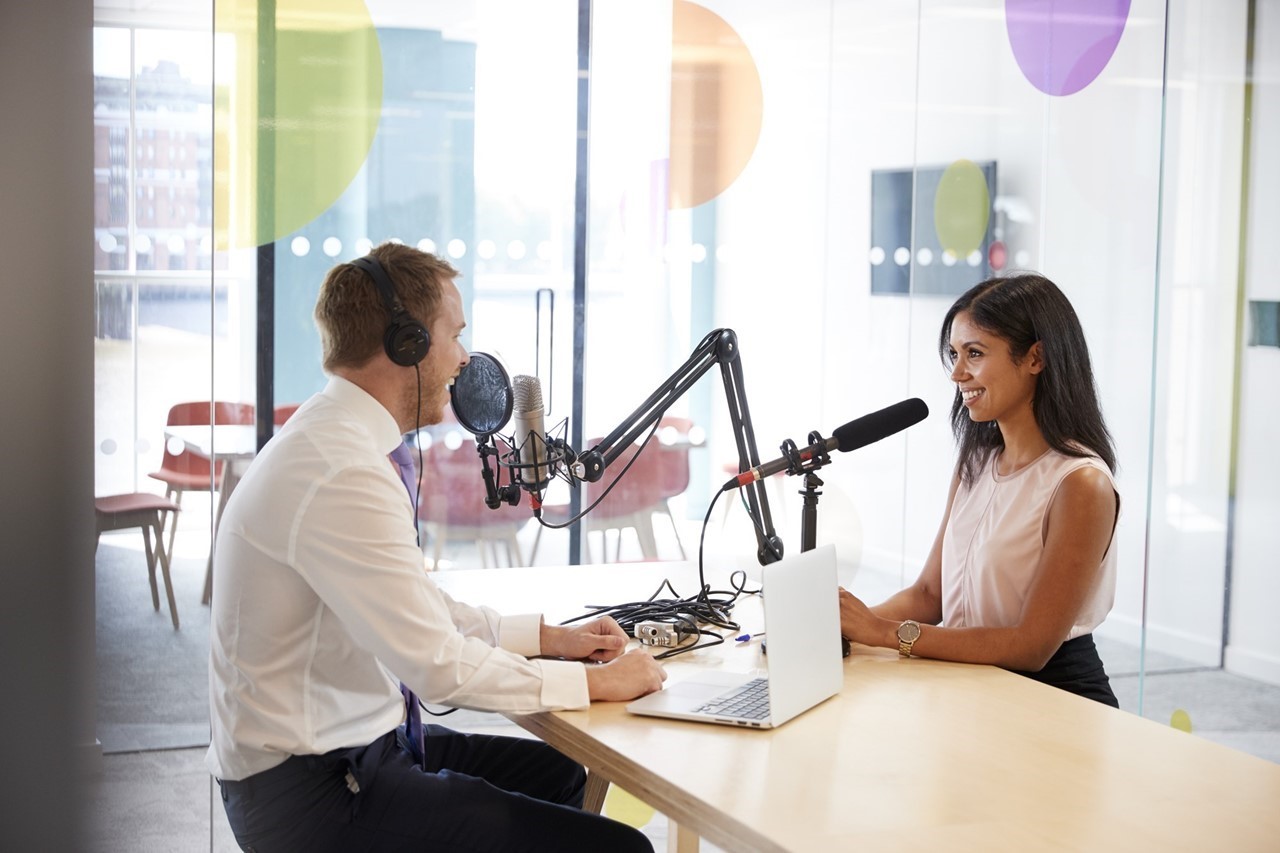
left=534, top=658, right=591, bottom=710
left=498, top=613, right=544, bottom=657
left=498, top=613, right=590, bottom=710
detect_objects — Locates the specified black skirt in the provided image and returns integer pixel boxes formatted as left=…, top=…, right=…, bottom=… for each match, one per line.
left=1010, top=633, right=1118, bottom=707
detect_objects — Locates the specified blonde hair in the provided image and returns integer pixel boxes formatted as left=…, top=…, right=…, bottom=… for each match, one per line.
left=314, top=242, right=459, bottom=372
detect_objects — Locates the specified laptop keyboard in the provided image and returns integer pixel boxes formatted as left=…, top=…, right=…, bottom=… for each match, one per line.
left=695, top=677, right=771, bottom=720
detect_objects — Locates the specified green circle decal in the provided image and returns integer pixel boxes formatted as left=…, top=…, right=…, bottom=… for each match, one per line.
left=603, top=784, right=656, bottom=828
left=933, top=159, right=991, bottom=257
left=215, top=0, right=383, bottom=249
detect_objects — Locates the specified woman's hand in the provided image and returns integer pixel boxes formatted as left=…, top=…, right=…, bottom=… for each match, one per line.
left=839, top=588, right=895, bottom=649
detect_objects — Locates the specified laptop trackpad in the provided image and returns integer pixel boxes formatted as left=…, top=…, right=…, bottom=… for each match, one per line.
left=627, top=670, right=755, bottom=714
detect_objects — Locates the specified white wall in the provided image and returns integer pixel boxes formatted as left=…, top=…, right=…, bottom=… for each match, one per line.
left=1227, top=0, right=1280, bottom=684
left=1135, top=0, right=1250, bottom=665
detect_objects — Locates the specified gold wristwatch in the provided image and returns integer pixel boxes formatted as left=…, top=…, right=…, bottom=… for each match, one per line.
left=896, top=620, right=921, bottom=657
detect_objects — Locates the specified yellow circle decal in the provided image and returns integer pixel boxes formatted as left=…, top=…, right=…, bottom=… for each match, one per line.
left=604, top=784, right=657, bottom=828
left=214, top=0, right=382, bottom=249
left=933, top=159, right=991, bottom=257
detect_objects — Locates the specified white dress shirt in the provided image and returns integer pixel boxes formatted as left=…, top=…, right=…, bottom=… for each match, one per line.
left=207, top=376, right=588, bottom=781
left=941, top=448, right=1120, bottom=643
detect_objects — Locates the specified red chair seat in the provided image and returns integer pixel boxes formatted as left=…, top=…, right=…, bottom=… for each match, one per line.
left=145, top=468, right=221, bottom=491
left=95, top=492, right=182, bottom=517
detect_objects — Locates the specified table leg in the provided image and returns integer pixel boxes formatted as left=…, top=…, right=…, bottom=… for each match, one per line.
left=582, top=771, right=609, bottom=814
left=667, top=820, right=700, bottom=853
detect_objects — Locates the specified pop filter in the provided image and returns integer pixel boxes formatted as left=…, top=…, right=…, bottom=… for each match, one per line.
left=449, top=352, right=513, bottom=438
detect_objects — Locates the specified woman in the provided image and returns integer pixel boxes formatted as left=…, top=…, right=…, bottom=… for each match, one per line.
left=839, top=273, right=1121, bottom=705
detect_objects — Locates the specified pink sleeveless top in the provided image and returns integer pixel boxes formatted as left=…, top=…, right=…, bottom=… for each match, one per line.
left=941, top=448, right=1119, bottom=641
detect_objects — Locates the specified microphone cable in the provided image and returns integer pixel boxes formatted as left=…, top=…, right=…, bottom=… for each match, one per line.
left=411, top=363, right=423, bottom=548
left=559, top=484, right=762, bottom=659
left=413, top=363, right=456, bottom=717
left=533, top=416, right=665, bottom=530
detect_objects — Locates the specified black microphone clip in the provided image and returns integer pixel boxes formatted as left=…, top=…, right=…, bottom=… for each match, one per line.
left=776, top=435, right=830, bottom=478
left=475, top=437, right=521, bottom=510
left=801, top=431, right=833, bottom=473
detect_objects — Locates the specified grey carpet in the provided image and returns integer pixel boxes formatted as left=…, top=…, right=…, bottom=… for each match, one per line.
left=95, top=535, right=211, bottom=753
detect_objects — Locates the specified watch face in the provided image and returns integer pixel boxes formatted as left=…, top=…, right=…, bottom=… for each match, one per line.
left=898, top=621, right=921, bottom=643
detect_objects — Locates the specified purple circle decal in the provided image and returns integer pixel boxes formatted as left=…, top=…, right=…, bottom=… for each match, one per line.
left=1006, top=0, right=1131, bottom=96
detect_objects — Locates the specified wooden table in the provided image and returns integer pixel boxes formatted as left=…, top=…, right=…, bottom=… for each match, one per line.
left=163, top=424, right=258, bottom=605
left=434, top=562, right=1280, bottom=852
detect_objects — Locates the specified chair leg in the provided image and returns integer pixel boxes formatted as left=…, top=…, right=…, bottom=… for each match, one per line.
left=634, top=514, right=659, bottom=562
left=662, top=501, right=686, bottom=560
left=153, top=513, right=180, bottom=630
left=507, top=531, right=524, bottom=568
left=163, top=486, right=185, bottom=560
left=142, top=517, right=161, bottom=612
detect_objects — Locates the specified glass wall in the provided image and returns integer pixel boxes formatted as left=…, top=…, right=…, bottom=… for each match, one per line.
left=91, top=0, right=1279, bottom=843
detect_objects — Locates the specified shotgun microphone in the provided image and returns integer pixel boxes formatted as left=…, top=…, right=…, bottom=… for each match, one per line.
left=723, top=397, right=929, bottom=491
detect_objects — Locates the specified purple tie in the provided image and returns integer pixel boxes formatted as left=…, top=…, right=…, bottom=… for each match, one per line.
left=388, top=441, right=425, bottom=767
left=388, top=441, right=419, bottom=518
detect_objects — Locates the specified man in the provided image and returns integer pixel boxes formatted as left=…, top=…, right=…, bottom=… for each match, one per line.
left=208, top=242, right=666, bottom=851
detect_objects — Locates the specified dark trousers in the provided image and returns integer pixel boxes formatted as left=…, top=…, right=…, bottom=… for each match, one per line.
left=1011, top=633, right=1119, bottom=707
left=219, top=725, right=653, bottom=852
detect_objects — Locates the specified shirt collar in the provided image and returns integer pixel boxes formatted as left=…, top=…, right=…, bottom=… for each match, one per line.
left=321, top=375, right=405, bottom=456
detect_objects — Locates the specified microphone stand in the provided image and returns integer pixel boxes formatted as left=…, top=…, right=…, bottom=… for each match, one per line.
left=796, top=430, right=832, bottom=554
left=786, top=430, right=850, bottom=657
left=573, top=328, right=784, bottom=565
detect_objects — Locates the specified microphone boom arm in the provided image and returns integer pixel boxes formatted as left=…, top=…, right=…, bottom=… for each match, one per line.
left=572, top=328, right=783, bottom=565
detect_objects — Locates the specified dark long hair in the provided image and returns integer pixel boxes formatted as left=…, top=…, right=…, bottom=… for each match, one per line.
left=939, top=274, right=1116, bottom=485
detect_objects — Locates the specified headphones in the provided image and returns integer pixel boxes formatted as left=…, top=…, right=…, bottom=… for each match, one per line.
left=349, top=255, right=431, bottom=367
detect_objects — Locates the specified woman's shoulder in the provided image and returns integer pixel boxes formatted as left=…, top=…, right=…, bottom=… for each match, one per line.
left=1042, top=445, right=1118, bottom=504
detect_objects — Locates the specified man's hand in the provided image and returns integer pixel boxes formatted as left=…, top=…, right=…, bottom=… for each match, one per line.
left=584, top=649, right=668, bottom=702
left=541, top=616, right=630, bottom=662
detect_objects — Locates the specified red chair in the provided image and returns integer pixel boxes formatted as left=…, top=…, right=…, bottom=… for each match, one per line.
left=95, top=492, right=183, bottom=629
left=147, top=400, right=255, bottom=559
left=417, top=432, right=530, bottom=569
left=653, top=416, right=697, bottom=559
left=532, top=437, right=667, bottom=563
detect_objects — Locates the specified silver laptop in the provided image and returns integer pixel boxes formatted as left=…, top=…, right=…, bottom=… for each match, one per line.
left=626, top=544, right=844, bottom=729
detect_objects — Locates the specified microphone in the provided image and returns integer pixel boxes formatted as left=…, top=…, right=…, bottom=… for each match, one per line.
left=723, top=397, right=929, bottom=491
left=510, top=375, right=552, bottom=491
